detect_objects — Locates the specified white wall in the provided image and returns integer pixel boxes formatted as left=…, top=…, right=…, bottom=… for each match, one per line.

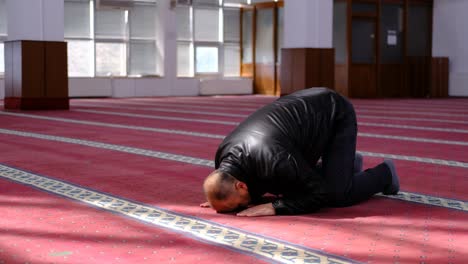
left=284, top=0, right=333, bottom=48
left=6, top=0, right=64, bottom=41
left=433, top=0, right=468, bottom=96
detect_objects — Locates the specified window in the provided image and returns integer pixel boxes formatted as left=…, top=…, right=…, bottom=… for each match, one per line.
left=64, top=0, right=158, bottom=77
left=0, top=0, right=7, bottom=74
left=176, top=0, right=245, bottom=77
left=95, top=9, right=126, bottom=76
left=196, top=46, right=219, bottom=73
left=224, top=8, right=241, bottom=76
left=176, top=6, right=193, bottom=76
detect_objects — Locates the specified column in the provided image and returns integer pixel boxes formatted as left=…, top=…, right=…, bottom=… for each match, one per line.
left=4, top=0, right=69, bottom=110
left=280, top=0, right=334, bottom=95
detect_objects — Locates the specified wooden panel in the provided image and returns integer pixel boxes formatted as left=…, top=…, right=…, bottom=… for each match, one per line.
left=349, top=64, right=376, bottom=98
left=254, top=63, right=275, bottom=95
left=305, top=48, right=335, bottom=90
left=275, top=64, right=281, bottom=96
left=241, top=63, right=254, bottom=78
left=380, top=64, right=404, bottom=97
left=430, top=57, right=449, bottom=98
left=335, top=64, right=349, bottom=97
left=280, top=48, right=305, bottom=95
left=406, top=56, right=430, bottom=97
left=21, top=41, right=45, bottom=98
left=280, top=48, right=335, bottom=96
left=45, top=42, right=68, bottom=98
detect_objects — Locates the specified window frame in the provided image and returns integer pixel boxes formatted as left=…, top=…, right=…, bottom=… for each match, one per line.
left=64, top=0, right=158, bottom=78
left=176, top=1, right=243, bottom=78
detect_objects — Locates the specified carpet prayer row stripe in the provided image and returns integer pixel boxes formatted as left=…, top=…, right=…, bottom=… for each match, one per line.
left=0, top=164, right=356, bottom=264
left=358, top=132, right=468, bottom=146
left=75, top=101, right=468, bottom=119
left=76, top=109, right=468, bottom=127
left=359, top=114, right=468, bottom=124
left=0, top=112, right=225, bottom=139
left=1, top=112, right=467, bottom=146
left=76, top=109, right=239, bottom=125
left=0, top=128, right=466, bottom=212
left=5, top=111, right=467, bottom=136
left=76, top=104, right=249, bottom=118
left=358, top=122, right=468, bottom=134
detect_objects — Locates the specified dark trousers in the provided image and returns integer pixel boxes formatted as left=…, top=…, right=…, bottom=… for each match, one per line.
left=321, top=98, right=391, bottom=207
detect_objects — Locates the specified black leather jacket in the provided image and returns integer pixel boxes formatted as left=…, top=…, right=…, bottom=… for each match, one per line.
left=215, top=88, right=350, bottom=215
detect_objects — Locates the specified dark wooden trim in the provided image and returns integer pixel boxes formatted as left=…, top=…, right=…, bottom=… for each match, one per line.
left=5, top=97, right=70, bottom=110
left=273, top=3, right=278, bottom=95
left=375, top=0, right=381, bottom=97
left=346, top=0, right=352, bottom=94
left=254, top=2, right=276, bottom=9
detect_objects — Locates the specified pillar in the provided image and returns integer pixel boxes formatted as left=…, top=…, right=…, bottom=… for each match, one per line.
left=4, top=0, right=69, bottom=110
left=280, top=0, right=334, bottom=95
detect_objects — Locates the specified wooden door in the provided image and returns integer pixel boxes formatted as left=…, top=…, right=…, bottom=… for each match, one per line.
left=350, top=17, right=378, bottom=98
left=379, top=1, right=405, bottom=97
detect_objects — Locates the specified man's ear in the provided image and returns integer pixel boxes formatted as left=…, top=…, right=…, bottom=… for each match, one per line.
left=235, top=181, right=248, bottom=191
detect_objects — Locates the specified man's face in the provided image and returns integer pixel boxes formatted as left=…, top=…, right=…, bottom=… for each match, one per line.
left=211, top=190, right=251, bottom=213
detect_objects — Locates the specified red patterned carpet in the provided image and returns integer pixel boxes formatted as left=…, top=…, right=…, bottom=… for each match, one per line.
left=0, top=95, right=467, bottom=263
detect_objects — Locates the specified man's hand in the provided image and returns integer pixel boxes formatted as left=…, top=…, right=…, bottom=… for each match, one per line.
left=236, top=203, right=275, bottom=217
left=200, top=202, right=211, bottom=208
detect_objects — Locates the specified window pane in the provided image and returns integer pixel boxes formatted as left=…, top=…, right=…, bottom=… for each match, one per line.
left=352, top=3, right=376, bottom=13
left=407, top=5, right=430, bottom=56
left=380, top=3, right=403, bottom=63
left=193, top=0, right=219, bottom=6
left=130, top=4, right=156, bottom=39
left=333, top=1, right=347, bottom=63
left=67, top=40, right=94, bottom=77
left=194, top=8, right=219, bottom=42
left=224, top=8, right=240, bottom=42
left=196, top=46, right=218, bottom=73
left=277, top=7, right=284, bottom=63
left=224, top=44, right=240, bottom=77
left=64, top=1, right=91, bottom=38
left=0, top=0, right=7, bottom=36
left=250, top=0, right=273, bottom=3
left=176, top=6, right=192, bottom=41
left=95, top=9, right=126, bottom=39
left=130, top=41, right=156, bottom=76
left=255, top=8, right=274, bottom=64
left=177, top=42, right=194, bottom=77
left=242, top=10, right=253, bottom=63
left=0, top=43, right=4, bottom=73
left=96, top=42, right=127, bottom=76
left=224, top=0, right=247, bottom=6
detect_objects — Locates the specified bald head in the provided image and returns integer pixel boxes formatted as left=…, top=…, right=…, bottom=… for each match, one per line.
left=203, top=170, right=236, bottom=201
left=203, top=170, right=250, bottom=213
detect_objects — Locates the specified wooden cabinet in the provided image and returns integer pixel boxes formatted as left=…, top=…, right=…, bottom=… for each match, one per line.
left=4, top=40, right=69, bottom=110
left=430, top=57, right=449, bottom=98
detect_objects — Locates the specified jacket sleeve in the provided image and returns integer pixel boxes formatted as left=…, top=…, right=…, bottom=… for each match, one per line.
left=270, top=151, right=327, bottom=215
